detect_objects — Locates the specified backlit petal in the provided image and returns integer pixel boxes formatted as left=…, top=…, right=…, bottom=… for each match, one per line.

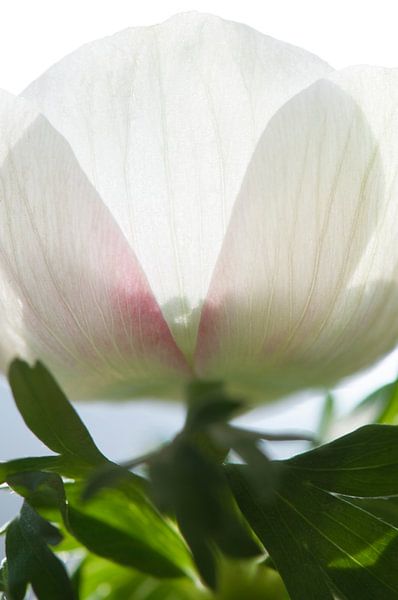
left=22, top=12, right=331, bottom=361
left=0, top=90, right=189, bottom=399
left=196, top=67, right=398, bottom=401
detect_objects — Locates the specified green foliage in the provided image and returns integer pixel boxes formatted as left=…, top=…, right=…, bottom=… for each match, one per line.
left=147, top=385, right=262, bottom=588
left=0, top=455, right=68, bottom=483
left=3, top=361, right=195, bottom=592
left=74, top=555, right=289, bottom=600
left=215, top=560, right=289, bottom=600
left=354, top=379, right=398, bottom=424
left=8, top=360, right=107, bottom=472
left=0, top=560, right=8, bottom=592
left=74, top=555, right=210, bottom=600
left=5, top=502, right=75, bottom=600
left=4, top=359, right=398, bottom=599
left=228, top=425, right=398, bottom=600
left=149, top=436, right=260, bottom=587
left=67, top=482, right=192, bottom=578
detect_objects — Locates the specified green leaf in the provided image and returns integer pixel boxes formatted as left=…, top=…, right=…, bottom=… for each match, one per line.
left=215, top=559, right=289, bottom=600
left=8, top=360, right=106, bottom=466
left=228, top=424, right=398, bottom=600
left=228, top=467, right=336, bottom=600
left=224, top=431, right=278, bottom=501
left=347, top=496, right=398, bottom=529
left=355, top=381, right=398, bottom=424
left=68, top=481, right=192, bottom=579
left=376, top=381, right=398, bottom=424
left=6, top=358, right=193, bottom=581
left=0, top=561, right=7, bottom=592
left=287, top=424, right=398, bottom=496
left=75, top=555, right=289, bottom=600
left=5, top=502, right=75, bottom=600
left=82, top=462, right=140, bottom=500
left=7, top=471, right=69, bottom=525
left=0, top=456, right=67, bottom=484
left=150, top=438, right=260, bottom=588
left=75, top=555, right=209, bottom=600
left=8, top=468, right=193, bottom=581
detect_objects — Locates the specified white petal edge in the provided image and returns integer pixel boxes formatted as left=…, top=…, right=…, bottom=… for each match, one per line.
left=21, top=12, right=332, bottom=361
left=0, top=90, right=190, bottom=399
left=196, top=66, right=398, bottom=401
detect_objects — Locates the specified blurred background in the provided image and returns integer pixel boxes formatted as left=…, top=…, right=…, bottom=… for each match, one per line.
left=2, top=0, right=398, bottom=554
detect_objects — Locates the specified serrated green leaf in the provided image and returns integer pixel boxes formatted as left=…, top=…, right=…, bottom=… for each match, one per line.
left=228, top=424, right=398, bottom=600
left=8, top=360, right=106, bottom=465
left=5, top=502, right=75, bottom=600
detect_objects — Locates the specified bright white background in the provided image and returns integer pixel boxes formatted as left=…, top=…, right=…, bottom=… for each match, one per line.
left=1, top=0, right=398, bottom=542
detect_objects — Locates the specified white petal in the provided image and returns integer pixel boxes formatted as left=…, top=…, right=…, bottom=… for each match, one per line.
left=21, top=12, right=331, bottom=360
left=0, top=90, right=190, bottom=399
left=196, top=67, right=398, bottom=400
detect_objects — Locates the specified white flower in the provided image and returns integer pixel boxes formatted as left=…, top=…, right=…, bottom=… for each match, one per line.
left=0, top=12, right=397, bottom=401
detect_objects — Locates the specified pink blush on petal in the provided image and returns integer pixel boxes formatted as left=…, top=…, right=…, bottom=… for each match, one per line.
left=109, top=244, right=192, bottom=376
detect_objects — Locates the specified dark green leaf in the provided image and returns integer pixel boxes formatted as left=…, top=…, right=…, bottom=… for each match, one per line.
left=7, top=471, right=68, bottom=525
left=8, top=360, right=106, bottom=465
left=228, top=424, right=398, bottom=600
left=287, top=424, right=398, bottom=496
left=347, top=496, right=398, bottom=528
left=224, top=429, right=279, bottom=501
left=0, top=456, right=69, bottom=484
left=150, top=438, right=260, bottom=587
left=5, top=502, right=75, bottom=600
left=229, top=467, right=334, bottom=600
left=7, top=465, right=192, bottom=581
left=0, top=561, right=7, bottom=592
left=82, top=462, right=136, bottom=500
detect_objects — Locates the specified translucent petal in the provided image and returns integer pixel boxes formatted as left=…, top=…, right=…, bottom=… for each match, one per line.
left=196, top=67, right=398, bottom=401
left=0, top=90, right=190, bottom=399
left=22, top=12, right=331, bottom=360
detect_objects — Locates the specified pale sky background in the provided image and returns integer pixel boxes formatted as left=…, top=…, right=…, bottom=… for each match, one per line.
left=1, top=0, right=398, bottom=538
